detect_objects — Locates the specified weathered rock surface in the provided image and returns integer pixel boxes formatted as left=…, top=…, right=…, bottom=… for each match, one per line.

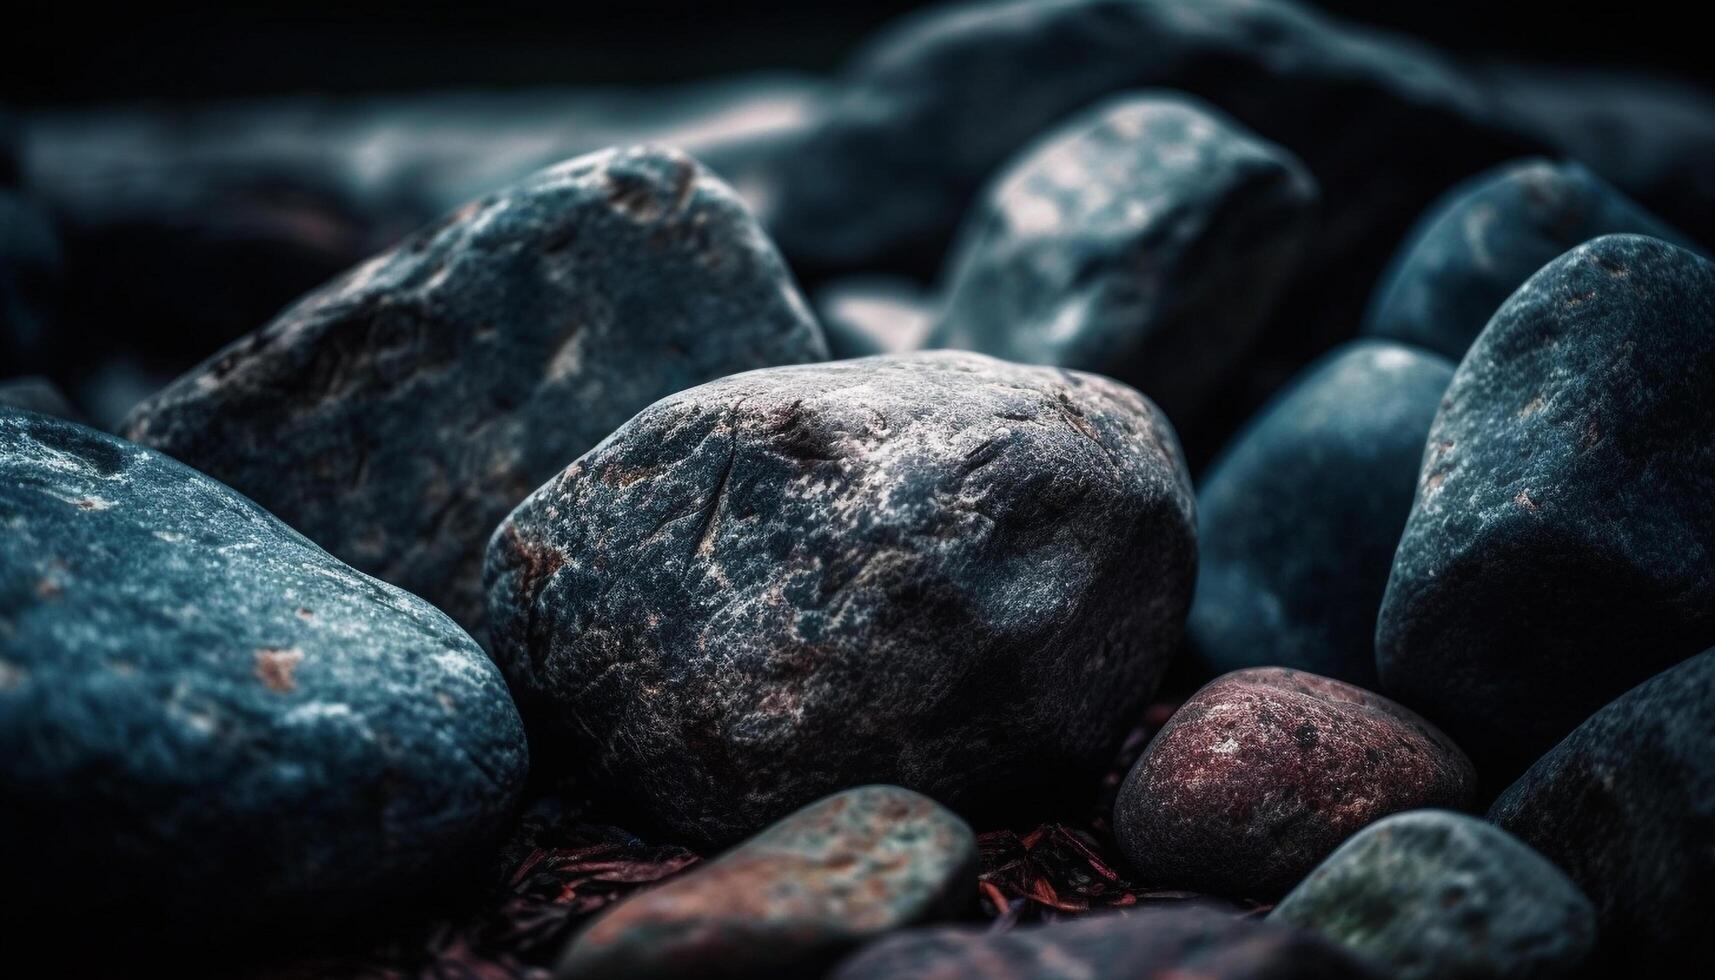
left=1189, top=342, right=1453, bottom=686
left=0, top=376, right=82, bottom=423
left=558, top=785, right=977, bottom=979
left=1377, top=235, right=1715, bottom=781
left=830, top=905, right=1380, bottom=980
left=487, top=351, right=1195, bottom=846
left=928, top=93, right=1316, bottom=427
left=815, top=276, right=936, bottom=359
left=1273, top=809, right=1596, bottom=980
left=1364, top=158, right=1692, bottom=360
left=1490, top=648, right=1715, bottom=974
left=124, top=145, right=826, bottom=638
left=0, top=409, right=529, bottom=948
left=1114, top=668, right=1476, bottom=900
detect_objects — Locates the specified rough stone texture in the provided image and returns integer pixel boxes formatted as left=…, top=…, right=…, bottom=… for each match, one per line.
left=1114, top=668, right=1476, bottom=900
left=928, top=93, right=1316, bottom=428
left=1273, top=809, right=1596, bottom=980
left=124, top=145, right=827, bottom=639
left=557, top=785, right=977, bottom=979
left=815, top=276, right=936, bottom=359
left=1189, top=342, right=1453, bottom=686
left=830, top=905, right=1381, bottom=980
left=1490, top=648, right=1715, bottom=974
left=1, top=189, right=62, bottom=375
left=0, top=409, right=529, bottom=949
left=487, top=351, right=1196, bottom=847
left=0, top=376, right=83, bottom=423
left=1364, top=158, right=1692, bottom=360
left=1377, top=235, right=1715, bottom=782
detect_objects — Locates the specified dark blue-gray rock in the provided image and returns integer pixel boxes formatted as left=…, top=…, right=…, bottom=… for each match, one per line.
left=1272, top=809, right=1596, bottom=980
left=124, top=145, right=827, bottom=639
left=0, top=376, right=82, bottom=423
left=557, top=785, right=977, bottom=980
left=1, top=189, right=61, bottom=375
left=762, top=0, right=1535, bottom=278
left=927, top=93, right=1316, bottom=428
left=830, top=905, right=1381, bottom=980
left=1490, top=648, right=1715, bottom=974
left=815, top=276, right=936, bottom=359
left=1377, top=235, right=1715, bottom=782
left=1364, top=158, right=1693, bottom=360
left=0, top=409, right=528, bottom=952
left=486, top=351, right=1195, bottom=847
left=1189, top=342, right=1453, bottom=685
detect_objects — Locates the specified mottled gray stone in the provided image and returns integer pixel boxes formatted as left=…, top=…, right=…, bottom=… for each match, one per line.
left=928, top=93, right=1316, bottom=427
left=815, top=276, right=936, bottom=359
left=1273, top=810, right=1596, bottom=980
left=487, top=351, right=1195, bottom=847
left=1377, top=235, right=1715, bottom=782
left=124, top=145, right=826, bottom=639
left=1189, top=342, right=1454, bottom=685
left=0, top=409, right=528, bottom=949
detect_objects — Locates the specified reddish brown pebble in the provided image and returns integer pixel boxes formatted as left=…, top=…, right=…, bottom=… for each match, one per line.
left=1113, top=667, right=1476, bottom=900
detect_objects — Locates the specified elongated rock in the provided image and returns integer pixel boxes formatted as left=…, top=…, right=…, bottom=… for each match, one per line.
left=1189, top=342, right=1453, bottom=685
left=1377, top=234, right=1715, bottom=781
left=1272, top=810, right=1596, bottom=980
left=928, top=93, right=1316, bottom=427
left=487, top=351, right=1195, bottom=846
left=1490, top=649, right=1715, bottom=973
left=124, top=146, right=826, bottom=638
left=0, top=409, right=528, bottom=950
left=1114, top=668, right=1476, bottom=900
left=1364, top=158, right=1691, bottom=360
left=558, top=785, right=977, bottom=979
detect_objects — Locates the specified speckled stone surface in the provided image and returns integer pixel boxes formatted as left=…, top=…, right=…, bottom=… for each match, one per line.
left=557, top=785, right=977, bottom=979
left=487, top=351, right=1195, bottom=847
left=1114, top=668, right=1476, bottom=901
left=928, top=93, right=1316, bottom=428
left=1273, top=810, right=1595, bottom=980
left=1490, top=648, right=1715, bottom=974
left=830, top=904, right=1381, bottom=980
left=124, top=145, right=827, bottom=640
left=815, top=276, right=936, bottom=359
left=1189, top=342, right=1453, bottom=686
left=0, top=409, right=529, bottom=948
left=1377, top=235, right=1715, bottom=782
left=1364, top=158, right=1691, bottom=360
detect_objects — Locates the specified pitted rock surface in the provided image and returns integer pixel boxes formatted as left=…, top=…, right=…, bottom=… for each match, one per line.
left=0, top=409, right=528, bottom=948
left=487, top=351, right=1195, bottom=847
left=1114, top=668, right=1476, bottom=901
left=557, top=785, right=977, bottom=979
left=124, top=145, right=826, bottom=638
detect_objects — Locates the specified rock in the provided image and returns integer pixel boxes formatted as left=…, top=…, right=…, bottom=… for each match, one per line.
left=1114, top=668, right=1476, bottom=900
left=486, top=351, right=1195, bottom=846
left=0, top=189, right=61, bottom=375
left=1188, top=342, right=1453, bottom=686
left=1364, top=158, right=1693, bottom=360
left=927, top=93, right=1316, bottom=428
left=124, top=145, right=827, bottom=638
left=557, top=785, right=977, bottom=979
left=0, top=409, right=528, bottom=951
left=1377, top=235, right=1715, bottom=782
left=0, top=376, right=82, bottom=423
left=1490, top=648, right=1715, bottom=973
left=1272, top=809, right=1596, bottom=980
left=815, top=276, right=936, bottom=359
left=762, top=0, right=1534, bottom=281
left=830, top=905, right=1380, bottom=980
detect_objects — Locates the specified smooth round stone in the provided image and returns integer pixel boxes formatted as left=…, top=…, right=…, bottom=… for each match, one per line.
left=557, top=785, right=977, bottom=979
left=487, top=351, right=1195, bottom=847
left=1189, top=341, right=1453, bottom=686
left=928, top=92, right=1316, bottom=429
left=1114, top=668, right=1476, bottom=900
left=124, top=145, right=826, bottom=640
left=1491, top=648, right=1715, bottom=973
left=814, top=276, right=936, bottom=359
left=1272, top=810, right=1596, bottom=980
left=1377, top=235, right=1715, bottom=782
left=830, top=905, right=1381, bottom=980
left=1363, top=158, right=1691, bottom=360
left=0, top=410, right=528, bottom=950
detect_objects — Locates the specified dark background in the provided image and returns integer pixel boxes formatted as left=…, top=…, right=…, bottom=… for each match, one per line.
left=7, top=1, right=1711, bottom=105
